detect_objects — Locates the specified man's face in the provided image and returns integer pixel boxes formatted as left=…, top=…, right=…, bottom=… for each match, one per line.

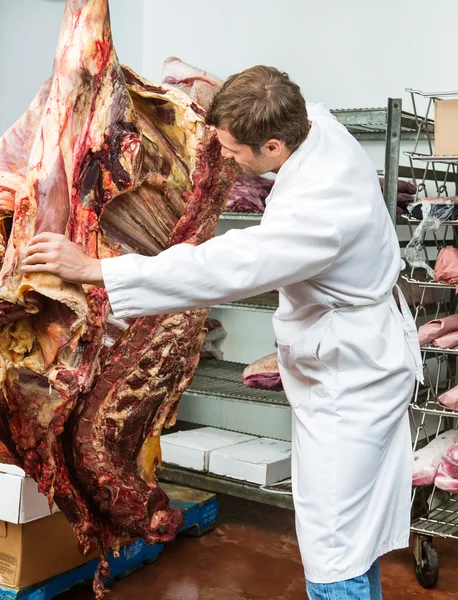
left=215, top=128, right=274, bottom=177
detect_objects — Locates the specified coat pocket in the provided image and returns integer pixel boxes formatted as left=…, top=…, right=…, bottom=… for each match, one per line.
left=277, top=343, right=310, bottom=409
left=277, top=313, right=334, bottom=409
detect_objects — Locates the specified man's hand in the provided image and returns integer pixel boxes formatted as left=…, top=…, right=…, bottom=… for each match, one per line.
left=22, top=233, right=105, bottom=287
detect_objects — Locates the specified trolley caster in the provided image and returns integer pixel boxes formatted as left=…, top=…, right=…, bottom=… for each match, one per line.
left=413, top=534, right=439, bottom=589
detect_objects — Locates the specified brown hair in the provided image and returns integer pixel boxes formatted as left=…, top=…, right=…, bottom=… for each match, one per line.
left=206, top=65, right=308, bottom=153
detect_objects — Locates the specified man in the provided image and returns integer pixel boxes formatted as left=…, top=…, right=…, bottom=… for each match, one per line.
left=23, top=66, right=422, bottom=599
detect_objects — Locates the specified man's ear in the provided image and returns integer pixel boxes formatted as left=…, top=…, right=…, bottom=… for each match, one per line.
left=264, top=139, right=284, bottom=156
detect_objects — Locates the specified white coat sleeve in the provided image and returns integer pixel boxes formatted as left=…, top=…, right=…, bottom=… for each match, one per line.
left=101, top=193, right=341, bottom=319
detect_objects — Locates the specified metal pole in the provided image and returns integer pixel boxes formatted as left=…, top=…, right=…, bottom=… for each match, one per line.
left=384, top=98, right=402, bottom=224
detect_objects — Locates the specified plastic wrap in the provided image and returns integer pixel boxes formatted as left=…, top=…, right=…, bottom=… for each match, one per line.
left=405, top=198, right=458, bottom=277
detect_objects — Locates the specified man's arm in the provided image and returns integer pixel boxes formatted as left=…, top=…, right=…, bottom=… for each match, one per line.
left=22, top=193, right=341, bottom=319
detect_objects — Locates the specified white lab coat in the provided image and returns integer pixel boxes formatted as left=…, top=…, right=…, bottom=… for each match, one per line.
left=101, top=103, right=422, bottom=583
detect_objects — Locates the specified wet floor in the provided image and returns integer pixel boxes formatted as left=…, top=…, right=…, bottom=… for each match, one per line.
left=58, top=495, right=458, bottom=599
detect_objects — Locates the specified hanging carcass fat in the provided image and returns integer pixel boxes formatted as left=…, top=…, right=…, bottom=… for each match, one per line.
left=0, top=0, right=238, bottom=595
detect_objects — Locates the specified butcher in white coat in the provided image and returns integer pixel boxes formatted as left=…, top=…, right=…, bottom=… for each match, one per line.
left=23, top=66, right=422, bottom=600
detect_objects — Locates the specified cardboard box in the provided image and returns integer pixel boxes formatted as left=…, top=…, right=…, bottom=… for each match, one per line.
left=161, top=427, right=257, bottom=471
left=209, top=438, right=292, bottom=485
left=435, top=99, right=458, bottom=156
left=0, top=472, right=60, bottom=524
left=0, top=512, right=97, bottom=589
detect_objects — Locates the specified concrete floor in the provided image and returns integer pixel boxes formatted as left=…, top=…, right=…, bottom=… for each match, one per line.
left=58, top=495, right=458, bottom=600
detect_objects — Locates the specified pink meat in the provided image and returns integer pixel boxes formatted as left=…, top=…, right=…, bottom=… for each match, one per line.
left=412, top=429, right=458, bottom=486
left=242, top=353, right=283, bottom=392
left=433, top=330, right=458, bottom=349
left=438, top=386, right=458, bottom=411
left=162, top=57, right=222, bottom=111
left=434, top=247, right=458, bottom=289
left=418, top=314, right=458, bottom=346
left=435, top=462, right=458, bottom=493
left=440, top=443, right=458, bottom=479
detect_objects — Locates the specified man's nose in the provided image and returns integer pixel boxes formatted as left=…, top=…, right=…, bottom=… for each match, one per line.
left=221, top=147, right=233, bottom=159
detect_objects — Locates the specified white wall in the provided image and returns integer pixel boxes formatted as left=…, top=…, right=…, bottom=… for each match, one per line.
left=0, top=0, right=145, bottom=135
left=143, top=0, right=458, bottom=111
left=3, top=0, right=458, bottom=163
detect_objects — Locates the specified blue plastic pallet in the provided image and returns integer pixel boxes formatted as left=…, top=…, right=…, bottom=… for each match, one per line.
left=0, top=485, right=218, bottom=600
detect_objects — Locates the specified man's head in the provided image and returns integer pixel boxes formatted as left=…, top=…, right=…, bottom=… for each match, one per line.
left=206, top=65, right=308, bottom=176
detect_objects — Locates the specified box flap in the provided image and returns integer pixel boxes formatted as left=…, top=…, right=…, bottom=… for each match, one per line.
left=0, top=463, right=26, bottom=477
left=20, top=478, right=60, bottom=524
left=161, top=427, right=256, bottom=452
left=210, top=438, right=292, bottom=464
left=0, top=474, right=22, bottom=524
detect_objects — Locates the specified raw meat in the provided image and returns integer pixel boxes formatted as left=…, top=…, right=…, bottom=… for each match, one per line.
left=435, top=462, right=458, bottom=493
left=409, top=197, right=458, bottom=222
left=433, top=331, right=458, bottom=349
left=162, top=57, right=222, bottom=111
left=226, top=173, right=274, bottom=214
left=201, top=318, right=227, bottom=360
left=379, top=178, right=416, bottom=196
left=439, top=443, right=458, bottom=479
left=242, top=353, right=283, bottom=392
left=438, top=386, right=458, bottom=411
left=417, top=314, right=458, bottom=346
left=412, top=430, right=458, bottom=486
left=0, top=0, right=238, bottom=596
left=434, top=247, right=458, bottom=289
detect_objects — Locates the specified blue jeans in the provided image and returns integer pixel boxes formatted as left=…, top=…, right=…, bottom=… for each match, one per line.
left=306, top=560, right=383, bottom=600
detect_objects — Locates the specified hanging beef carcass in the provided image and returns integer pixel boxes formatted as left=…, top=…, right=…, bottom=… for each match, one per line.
left=0, top=0, right=238, bottom=595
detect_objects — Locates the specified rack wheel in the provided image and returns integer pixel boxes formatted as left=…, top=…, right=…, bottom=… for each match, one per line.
left=413, top=536, right=439, bottom=589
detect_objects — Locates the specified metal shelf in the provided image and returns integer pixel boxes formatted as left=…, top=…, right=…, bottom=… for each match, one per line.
left=159, top=465, right=293, bottom=510
left=401, top=275, right=456, bottom=289
left=220, top=212, right=263, bottom=221
left=187, top=359, right=288, bottom=407
left=411, top=496, right=458, bottom=539
left=215, top=292, right=279, bottom=313
left=331, top=107, right=433, bottom=141
left=411, top=400, right=458, bottom=419
left=421, top=345, right=458, bottom=355
left=406, top=151, right=458, bottom=165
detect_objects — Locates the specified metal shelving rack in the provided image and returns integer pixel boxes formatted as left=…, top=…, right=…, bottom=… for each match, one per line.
left=160, top=100, right=434, bottom=510
left=403, top=88, right=458, bottom=590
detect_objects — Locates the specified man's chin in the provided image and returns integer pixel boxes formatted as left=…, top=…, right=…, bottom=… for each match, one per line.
left=241, top=167, right=263, bottom=177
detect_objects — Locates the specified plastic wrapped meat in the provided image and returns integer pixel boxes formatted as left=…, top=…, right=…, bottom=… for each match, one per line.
left=435, top=462, right=458, bottom=493
left=405, top=202, right=458, bottom=277
left=434, top=247, right=458, bottom=289
left=408, top=197, right=458, bottom=222
left=439, top=386, right=458, bottom=411
left=412, top=429, right=458, bottom=486
left=418, top=314, right=458, bottom=346
left=242, top=353, right=283, bottom=392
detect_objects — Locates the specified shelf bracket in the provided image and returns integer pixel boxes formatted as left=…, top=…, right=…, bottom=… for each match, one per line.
left=384, top=98, right=402, bottom=224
